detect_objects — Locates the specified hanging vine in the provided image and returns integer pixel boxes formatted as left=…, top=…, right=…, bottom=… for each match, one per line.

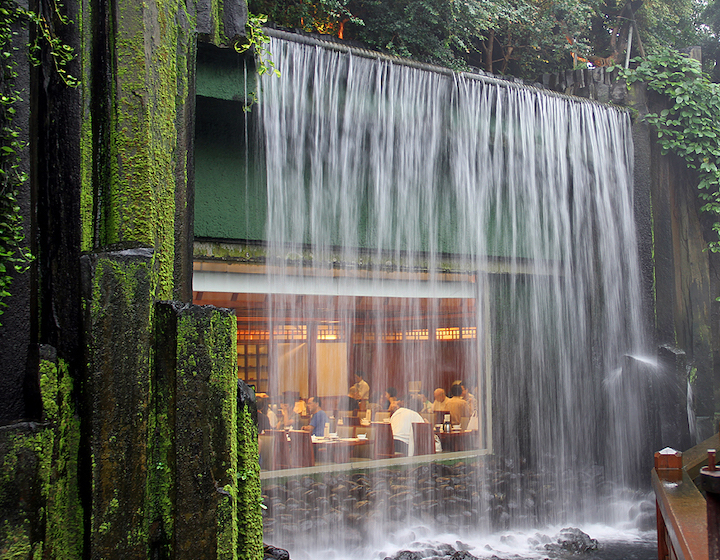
left=621, top=49, right=720, bottom=249
left=0, top=0, right=77, bottom=322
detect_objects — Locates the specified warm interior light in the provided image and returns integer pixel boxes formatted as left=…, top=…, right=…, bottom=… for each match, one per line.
left=405, top=329, right=429, bottom=341
left=436, top=327, right=460, bottom=340
left=317, top=324, right=342, bottom=341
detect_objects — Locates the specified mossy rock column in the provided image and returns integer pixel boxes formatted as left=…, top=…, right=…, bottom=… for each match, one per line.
left=82, top=248, right=155, bottom=557
left=236, top=380, right=262, bottom=560
left=156, top=302, right=241, bottom=560
left=0, top=422, right=50, bottom=559
left=0, top=346, right=82, bottom=560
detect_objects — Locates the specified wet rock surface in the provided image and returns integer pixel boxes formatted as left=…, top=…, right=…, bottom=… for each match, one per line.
left=386, top=544, right=483, bottom=560
left=263, top=462, right=484, bottom=550
left=544, top=528, right=598, bottom=554
left=264, top=544, right=290, bottom=560
left=261, top=457, right=656, bottom=558
left=381, top=528, right=652, bottom=560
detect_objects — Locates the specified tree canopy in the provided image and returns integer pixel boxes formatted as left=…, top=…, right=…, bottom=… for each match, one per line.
left=247, top=0, right=719, bottom=79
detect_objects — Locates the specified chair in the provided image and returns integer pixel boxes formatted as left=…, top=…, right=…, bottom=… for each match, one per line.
left=420, top=412, right=434, bottom=425
left=375, top=411, right=390, bottom=423
left=412, top=422, right=435, bottom=456
left=337, top=425, right=355, bottom=439
left=373, top=422, right=394, bottom=459
left=460, top=416, right=470, bottom=430
left=266, top=430, right=290, bottom=470
left=289, top=430, right=314, bottom=468
left=258, top=434, right=274, bottom=470
left=353, top=426, right=373, bottom=459
left=355, top=426, right=371, bottom=438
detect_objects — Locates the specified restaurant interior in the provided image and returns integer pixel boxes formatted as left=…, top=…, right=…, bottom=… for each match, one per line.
left=193, top=280, right=489, bottom=471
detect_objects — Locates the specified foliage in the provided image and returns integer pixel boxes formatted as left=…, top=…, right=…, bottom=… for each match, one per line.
left=634, top=0, right=699, bottom=54
left=234, top=13, right=280, bottom=78
left=0, top=1, right=77, bottom=322
left=234, top=13, right=280, bottom=111
left=699, top=0, right=720, bottom=81
left=344, top=0, right=494, bottom=70
left=26, top=1, right=78, bottom=87
left=0, top=3, right=32, bottom=322
left=247, top=0, right=362, bottom=36
left=248, top=0, right=718, bottom=80
left=475, top=0, right=598, bottom=76
left=621, top=49, right=720, bottom=248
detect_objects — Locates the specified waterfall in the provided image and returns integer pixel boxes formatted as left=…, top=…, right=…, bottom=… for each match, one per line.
left=255, top=35, right=648, bottom=557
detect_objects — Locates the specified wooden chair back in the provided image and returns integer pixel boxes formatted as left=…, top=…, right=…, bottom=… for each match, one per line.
left=412, top=422, right=435, bottom=456
left=266, top=430, right=290, bottom=470
left=373, top=422, right=394, bottom=459
left=289, top=430, right=314, bottom=468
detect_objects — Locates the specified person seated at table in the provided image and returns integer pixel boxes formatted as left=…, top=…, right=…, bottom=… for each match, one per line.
left=389, top=395, right=425, bottom=456
left=266, top=401, right=278, bottom=428
left=446, top=383, right=470, bottom=425
left=452, top=379, right=478, bottom=414
left=432, top=388, right=449, bottom=412
left=276, top=396, right=299, bottom=430
left=302, top=396, right=330, bottom=437
left=293, top=396, right=307, bottom=416
left=416, top=393, right=433, bottom=413
left=384, top=387, right=399, bottom=411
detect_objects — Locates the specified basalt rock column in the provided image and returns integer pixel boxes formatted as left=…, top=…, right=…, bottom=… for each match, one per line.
left=156, top=302, right=241, bottom=560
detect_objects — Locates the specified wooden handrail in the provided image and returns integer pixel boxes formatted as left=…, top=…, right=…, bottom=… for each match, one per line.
left=653, top=432, right=720, bottom=560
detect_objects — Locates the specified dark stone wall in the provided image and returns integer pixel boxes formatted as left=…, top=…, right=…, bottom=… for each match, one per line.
left=0, top=0, right=33, bottom=424
left=545, top=66, right=720, bottom=443
left=647, top=105, right=719, bottom=440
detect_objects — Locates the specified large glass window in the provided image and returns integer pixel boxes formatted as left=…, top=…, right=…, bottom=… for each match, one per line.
left=193, top=262, right=490, bottom=470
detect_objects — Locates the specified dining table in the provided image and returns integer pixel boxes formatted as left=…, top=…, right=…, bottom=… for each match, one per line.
left=312, top=435, right=370, bottom=463
left=436, top=429, right=475, bottom=452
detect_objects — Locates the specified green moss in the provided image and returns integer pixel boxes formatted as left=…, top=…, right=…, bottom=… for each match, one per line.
left=0, top=519, right=35, bottom=559
left=39, top=359, right=59, bottom=423
left=236, top=406, right=263, bottom=560
left=0, top=429, right=52, bottom=557
left=78, top=0, right=94, bottom=252
left=44, top=359, right=84, bottom=560
left=207, top=310, right=239, bottom=560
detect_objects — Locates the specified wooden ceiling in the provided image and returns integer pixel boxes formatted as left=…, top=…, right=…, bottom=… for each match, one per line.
left=192, top=291, right=476, bottom=326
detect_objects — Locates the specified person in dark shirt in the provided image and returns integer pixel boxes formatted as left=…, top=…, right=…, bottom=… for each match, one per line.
left=257, top=397, right=272, bottom=434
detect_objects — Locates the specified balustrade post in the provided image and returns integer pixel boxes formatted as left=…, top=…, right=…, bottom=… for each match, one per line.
left=654, top=448, right=683, bottom=560
left=701, top=448, right=720, bottom=560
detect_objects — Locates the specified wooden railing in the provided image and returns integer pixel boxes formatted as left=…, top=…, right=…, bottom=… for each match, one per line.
left=653, top=432, right=720, bottom=560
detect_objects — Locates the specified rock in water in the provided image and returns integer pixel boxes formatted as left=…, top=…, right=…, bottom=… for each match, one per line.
left=264, top=544, right=290, bottom=560
left=384, top=551, right=423, bottom=560
left=545, top=527, right=599, bottom=553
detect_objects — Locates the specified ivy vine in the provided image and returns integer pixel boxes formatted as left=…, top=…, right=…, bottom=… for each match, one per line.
left=0, top=1, right=77, bottom=323
left=234, top=13, right=279, bottom=111
left=621, top=49, right=720, bottom=249
left=234, top=13, right=279, bottom=78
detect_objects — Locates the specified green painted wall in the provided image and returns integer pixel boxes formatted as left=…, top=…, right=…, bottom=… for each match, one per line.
left=195, top=95, right=267, bottom=241
left=192, top=53, right=538, bottom=260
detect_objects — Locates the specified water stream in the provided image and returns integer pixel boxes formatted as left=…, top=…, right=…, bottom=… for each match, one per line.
left=254, top=34, right=651, bottom=559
